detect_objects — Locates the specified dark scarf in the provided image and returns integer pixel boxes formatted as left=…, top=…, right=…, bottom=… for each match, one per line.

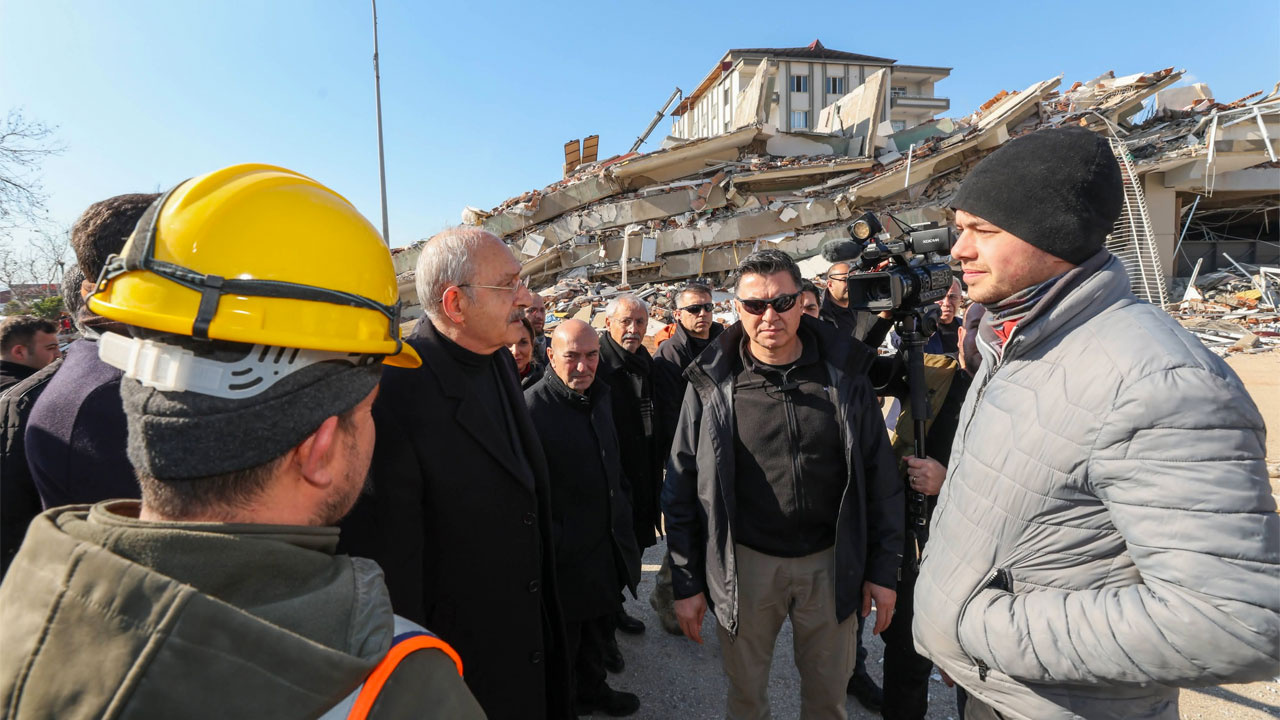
left=542, top=364, right=592, bottom=411
left=601, top=332, right=655, bottom=439
left=980, top=249, right=1111, bottom=359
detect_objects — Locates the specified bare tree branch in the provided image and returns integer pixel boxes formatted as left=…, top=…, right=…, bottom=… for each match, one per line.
left=0, top=108, right=64, bottom=239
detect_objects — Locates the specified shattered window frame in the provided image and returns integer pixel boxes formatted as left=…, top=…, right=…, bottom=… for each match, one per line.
left=790, top=74, right=809, bottom=93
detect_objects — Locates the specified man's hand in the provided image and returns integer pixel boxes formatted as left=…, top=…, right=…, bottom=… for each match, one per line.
left=674, top=593, right=708, bottom=644
left=861, top=582, right=897, bottom=635
left=939, top=667, right=955, bottom=688
left=905, top=456, right=946, bottom=496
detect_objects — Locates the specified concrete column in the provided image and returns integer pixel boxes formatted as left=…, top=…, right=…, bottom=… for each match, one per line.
left=1143, top=172, right=1179, bottom=279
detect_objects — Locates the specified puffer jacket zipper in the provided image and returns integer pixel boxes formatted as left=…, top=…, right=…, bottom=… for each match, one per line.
left=958, top=566, right=1013, bottom=680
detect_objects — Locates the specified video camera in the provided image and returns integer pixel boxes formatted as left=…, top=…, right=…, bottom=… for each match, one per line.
left=820, top=211, right=955, bottom=314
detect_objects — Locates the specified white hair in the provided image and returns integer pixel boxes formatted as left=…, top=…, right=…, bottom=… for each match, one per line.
left=604, top=294, right=649, bottom=318
left=416, top=227, right=498, bottom=320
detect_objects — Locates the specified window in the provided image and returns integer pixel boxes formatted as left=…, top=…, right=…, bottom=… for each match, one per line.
left=891, top=86, right=908, bottom=98
left=790, top=74, right=809, bottom=93
left=827, top=76, right=845, bottom=94
left=891, top=120, right=906, bottom=132
left=790, top=110, right=809, bottom=129
left=724, top=86, right=731, bottom=105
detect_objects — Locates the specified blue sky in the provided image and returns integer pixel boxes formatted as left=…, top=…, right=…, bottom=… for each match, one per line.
left=3, top=0, right=1278, bottom=250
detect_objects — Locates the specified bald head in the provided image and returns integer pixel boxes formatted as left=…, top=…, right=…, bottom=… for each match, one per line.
left=549, top=319, right=601, bottom=392
left=826, top=262, right=853, bottom=306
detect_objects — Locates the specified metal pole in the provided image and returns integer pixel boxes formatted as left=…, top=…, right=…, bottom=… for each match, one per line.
left=371, top=0, right=390, bottom=245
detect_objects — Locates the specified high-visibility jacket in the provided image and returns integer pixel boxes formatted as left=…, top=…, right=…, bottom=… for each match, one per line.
left=321, top=616, right=463, bottom=720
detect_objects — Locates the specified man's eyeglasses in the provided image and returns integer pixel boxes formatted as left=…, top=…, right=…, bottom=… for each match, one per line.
left=826, top=272, right=850, bottom=282
left=678, top=302, right=714, bottom=315
left=459, top=277, right=526, bottom=294
left=736, top=292, right=799, bottom=316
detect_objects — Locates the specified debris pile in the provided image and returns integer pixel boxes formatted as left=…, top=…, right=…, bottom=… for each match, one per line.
left=1169, top=264, right=1280, bottom=355
left=389, top=63, right=1277, bottom=356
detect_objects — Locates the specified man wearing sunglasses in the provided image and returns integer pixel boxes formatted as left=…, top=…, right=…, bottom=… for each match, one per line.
left=821, top=262, right=891, bottom=347
left=651, top=282, right=724, bottom=635
left=663, top=250, right=903, bottom=719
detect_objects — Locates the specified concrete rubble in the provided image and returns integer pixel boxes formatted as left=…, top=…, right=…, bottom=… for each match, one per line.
left=388, top=64, right=1277, bottom=354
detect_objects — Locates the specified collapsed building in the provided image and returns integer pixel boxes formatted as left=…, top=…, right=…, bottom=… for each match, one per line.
left=391, top=51, right=1279, bottom=351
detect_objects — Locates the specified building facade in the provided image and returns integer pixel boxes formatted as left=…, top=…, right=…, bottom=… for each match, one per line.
left=671, top=40, right=949, bottom=140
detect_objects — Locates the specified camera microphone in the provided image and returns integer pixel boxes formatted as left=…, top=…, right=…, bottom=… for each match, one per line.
left=820, top=238, right=862, bottom=263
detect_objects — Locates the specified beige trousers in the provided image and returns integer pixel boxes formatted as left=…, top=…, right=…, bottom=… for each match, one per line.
left=716, top=543, right=856, bottom=720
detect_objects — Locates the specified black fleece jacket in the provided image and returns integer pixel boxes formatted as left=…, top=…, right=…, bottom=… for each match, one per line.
left=661, top=315, right=904, bottom=635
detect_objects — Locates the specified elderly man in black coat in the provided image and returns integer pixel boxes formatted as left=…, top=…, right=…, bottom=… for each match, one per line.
left=596, top=294, right=663, bottom=639
left=526, top=319, right=642, bottom=717
left=340, top=227, right=572, bottom=720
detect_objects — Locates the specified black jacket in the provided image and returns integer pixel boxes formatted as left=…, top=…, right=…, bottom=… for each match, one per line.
left=596, top=332, right=664, bottom=550
left=520, top=361, right=545, bottom=390
left=653, top=321, right=724, bottom=457
left=820, top=290, right=883, bottom=344
left=661, top=315, right=904, bottom=636
left=0, top=361, right=36, bottom=396
left=339, top=319, right=572, bottom=720
left=525, top=372, right=641, bottom=621
left=26, top=338, right=136, bottom=508
left=0, top=358, right=60, bottom=578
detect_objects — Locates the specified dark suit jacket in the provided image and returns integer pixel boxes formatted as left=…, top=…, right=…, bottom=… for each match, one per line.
left=340, top=320, right=571, bottom=720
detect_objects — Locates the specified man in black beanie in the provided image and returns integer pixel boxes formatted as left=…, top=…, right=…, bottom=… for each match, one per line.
left=912, top=127, right=1278, bottom=720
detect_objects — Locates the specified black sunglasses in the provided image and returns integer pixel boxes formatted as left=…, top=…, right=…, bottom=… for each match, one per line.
left=736, top=292, right=799, bottom=316
left=678, top=302, right=715, bottom=314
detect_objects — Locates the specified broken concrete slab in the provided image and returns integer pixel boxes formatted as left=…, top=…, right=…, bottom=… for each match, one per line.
left=612, top=125, right=760, bottom=189
left=483, top=174, right=623, bottom=238
left=732, top=60, right=774, bottom=131
left=815, top=67, right=888, bottom=156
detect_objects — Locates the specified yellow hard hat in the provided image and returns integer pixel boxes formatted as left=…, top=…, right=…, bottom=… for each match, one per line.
left=88, top=163, right=420, bottom=368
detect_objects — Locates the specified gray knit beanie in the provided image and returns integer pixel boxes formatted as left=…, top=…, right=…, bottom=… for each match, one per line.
left=120, top=334, right=382, bottom=481
left=950, top=126, right=1124, bottom=264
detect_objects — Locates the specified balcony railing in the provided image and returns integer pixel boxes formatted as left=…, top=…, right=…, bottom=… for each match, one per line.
left=890, top=95, right=950, bottom=111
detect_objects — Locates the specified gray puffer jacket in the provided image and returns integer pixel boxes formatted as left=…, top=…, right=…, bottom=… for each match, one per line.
left=913, top=253, right=1279, bottom=720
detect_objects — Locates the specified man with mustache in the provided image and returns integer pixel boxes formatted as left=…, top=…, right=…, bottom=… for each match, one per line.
left=664, top=250, right=903, bottom=720
left=341, top=227, right=573, bottom=720
left=525, top=319, right=642, bottom=717
left=597, top=294, right=664, bottom=651
left=651, top=281, right=723, bottom=635
left=914, top=127, right=1278, bottom=719
left=526, top=292, right=550, bottom=366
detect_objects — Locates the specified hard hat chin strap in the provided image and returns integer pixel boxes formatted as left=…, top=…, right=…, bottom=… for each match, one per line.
left=98, top=331, right=377, bottom=399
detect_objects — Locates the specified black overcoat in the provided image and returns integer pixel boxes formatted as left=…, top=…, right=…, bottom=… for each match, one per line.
left=524, top=374, right=641, bottom=622
left=340, top=320, right=572, bottom=720
left=595, top=333, right=664, bottom=550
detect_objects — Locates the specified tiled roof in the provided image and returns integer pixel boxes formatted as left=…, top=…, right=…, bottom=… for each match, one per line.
left=728, top=39, right=894, bottom=65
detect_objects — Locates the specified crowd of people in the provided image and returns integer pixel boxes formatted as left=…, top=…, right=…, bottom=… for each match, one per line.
left=0, top=128, right=1276, bottom=720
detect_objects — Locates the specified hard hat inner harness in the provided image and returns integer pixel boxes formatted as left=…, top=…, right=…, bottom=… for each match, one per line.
left=92, top=185, right=405, bottom=357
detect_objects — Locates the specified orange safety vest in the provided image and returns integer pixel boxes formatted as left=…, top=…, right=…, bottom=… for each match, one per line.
left=322, top=617, right=463, bottom=720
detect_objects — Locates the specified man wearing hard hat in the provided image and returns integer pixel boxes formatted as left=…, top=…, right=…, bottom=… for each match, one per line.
left=0, top=165, right=485, bottom=719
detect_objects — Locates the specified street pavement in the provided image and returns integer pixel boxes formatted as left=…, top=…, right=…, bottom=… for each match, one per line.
left=597, top=539, right=961, bottom=719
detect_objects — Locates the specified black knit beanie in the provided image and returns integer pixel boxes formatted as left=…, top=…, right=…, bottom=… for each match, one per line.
left=950, top=127, right=1124, bottom=264
left=119, top=334, right=382, bottom=481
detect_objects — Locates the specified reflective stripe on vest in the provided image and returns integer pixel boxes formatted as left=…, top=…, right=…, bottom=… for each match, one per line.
left=320, top=615, right=463, bottom=720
